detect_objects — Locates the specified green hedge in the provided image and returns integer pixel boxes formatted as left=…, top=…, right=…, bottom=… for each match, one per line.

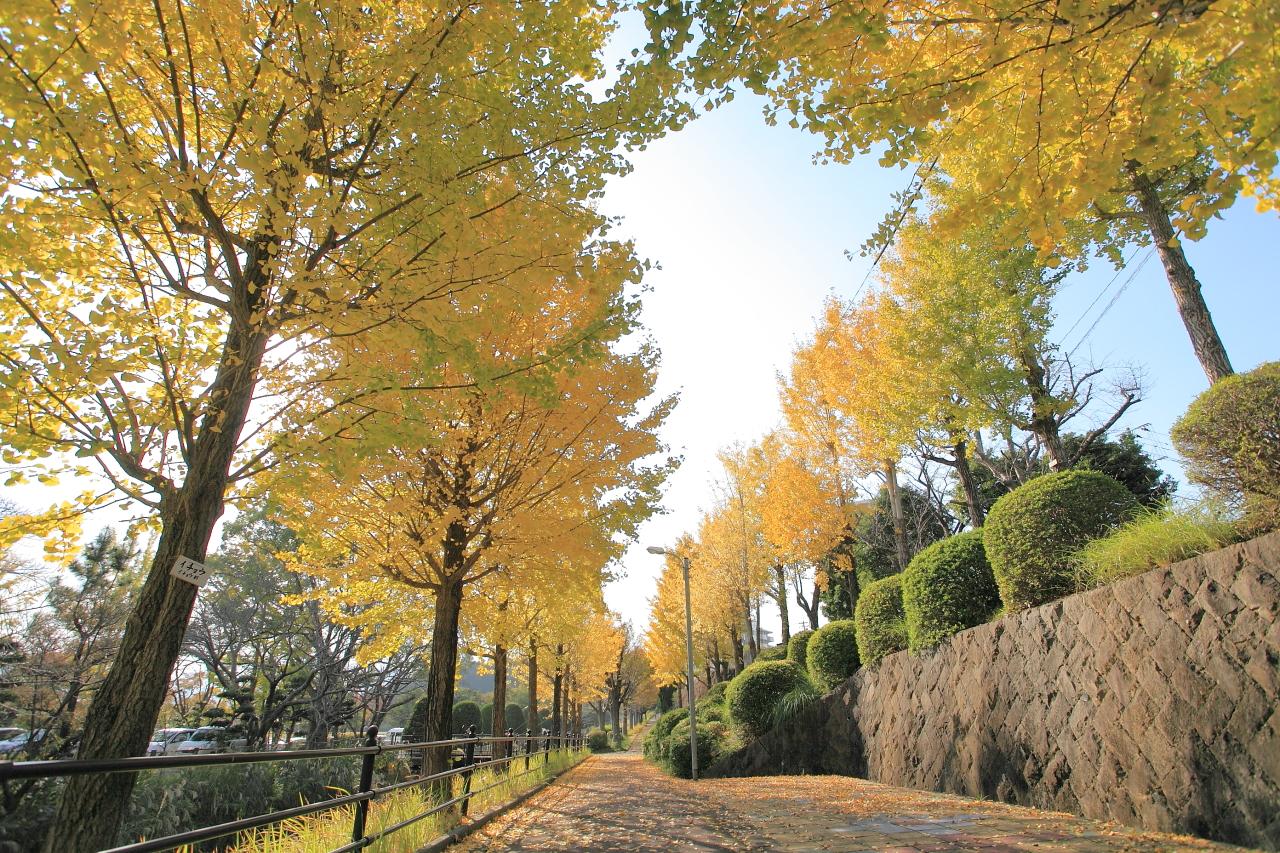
left=725, top=660, right=810, bottom=738
left=700, top=680, right=728, bottom=707
left=755, top=644, right=788, bottom=662
left=644, top=707, right=688, bottom=759
left=664, top=719, right=729, bottom=778
left=1172, top=361, right=1280, bottom=532
left=452, top=700, right=482, bottom=734
left=787, top=629, right=815, bottom=669
left=901, top=531, right=1001, bottom=650
left=853, top=574, right=908, bottom=664
left=984, top=470, right=1138, bottom=611
left=586, top=729, right=610, bottom=752
left=806, top=620, right=860, bottom=692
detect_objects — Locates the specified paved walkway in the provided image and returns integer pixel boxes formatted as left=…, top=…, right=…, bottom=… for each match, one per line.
left=453, top=753, right=1252, bottom=852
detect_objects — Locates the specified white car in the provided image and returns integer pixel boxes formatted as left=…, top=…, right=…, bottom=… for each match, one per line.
left=147, top=728, right=195, bottom=756
left=0, top=729, right=46, bottom=757
left=174, top=726, right=247, bottom=754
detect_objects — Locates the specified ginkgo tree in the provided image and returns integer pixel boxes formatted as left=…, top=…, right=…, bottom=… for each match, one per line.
left=0, top=1, right=685, bottom=847
left=698, top=0, right=1279, bottom=382
left=273, top=328, right=673, bottom=778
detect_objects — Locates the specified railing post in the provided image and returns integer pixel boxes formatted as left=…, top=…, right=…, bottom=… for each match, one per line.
left=504, top=727, right=515, bottom=772
left=350, top=725, right=379, bottom=845
left=542, top=729, right=550, bottom=763
left=524, top=728, right=533, bottom=772
left=459, top=725, right=478, bottom=816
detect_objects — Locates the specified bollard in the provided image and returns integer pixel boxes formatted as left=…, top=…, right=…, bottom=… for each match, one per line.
left=350, top=725, right=379, bottom=844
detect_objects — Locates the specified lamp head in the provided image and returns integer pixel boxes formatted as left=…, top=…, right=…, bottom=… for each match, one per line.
left=645, top=545, right=667, bottom=556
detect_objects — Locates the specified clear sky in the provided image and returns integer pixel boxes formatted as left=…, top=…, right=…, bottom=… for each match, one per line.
left=599, top=87, right=1280, bottom=636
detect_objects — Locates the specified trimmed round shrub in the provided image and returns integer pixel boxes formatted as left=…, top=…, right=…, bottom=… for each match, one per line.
left=901, top=531, right=1001, bottom=651
left=787, top=629, right=815, bottom=669
left=586, top=729, right=610, bottom=752
left=725, top=660, right=810, bottom=738
left=755, top=644, right=788, bottom=662
left=854, top=574, right=908, bottom=664
left=480, top=703, right=493, bottom=734
left=504, top=703, right=525, bottom=733
left=806, top=620, right=860, bottom=692
left=697, top=704, right=726, bottom=724
left=452, top=700, right=482, bottom=734
left=644, top=707, right=688, bottom=759
left=699, top=680, right=728, bottom=708
left=1172, top=361, right=1280, bottom=532
left=664, top=719, right=728, bottom=778
left=984, top=470, right=1138, bottom=611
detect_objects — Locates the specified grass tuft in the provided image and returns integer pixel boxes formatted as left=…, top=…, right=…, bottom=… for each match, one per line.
left=1073, top=499, right=1239, bottom=588
left=223, top=748, right=588, bottom=853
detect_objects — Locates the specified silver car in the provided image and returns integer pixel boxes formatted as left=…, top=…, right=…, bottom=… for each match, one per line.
left=146, top=728, right=195, bottom=756
left=174, top=726, right=247, bottom=754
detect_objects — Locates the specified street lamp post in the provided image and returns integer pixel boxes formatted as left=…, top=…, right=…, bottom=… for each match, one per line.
left=647, top=545, right=699, bottom=780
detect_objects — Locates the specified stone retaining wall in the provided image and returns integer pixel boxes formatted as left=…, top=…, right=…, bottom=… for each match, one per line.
left=706, top=532, right=1280, bottom=850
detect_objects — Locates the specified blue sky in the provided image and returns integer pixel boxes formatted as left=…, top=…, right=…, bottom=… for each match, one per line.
left=601, top=87, right=1280, bottom=633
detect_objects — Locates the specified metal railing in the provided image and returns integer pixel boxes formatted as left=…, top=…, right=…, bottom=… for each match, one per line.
left=0, top=726, right=584, bottom=853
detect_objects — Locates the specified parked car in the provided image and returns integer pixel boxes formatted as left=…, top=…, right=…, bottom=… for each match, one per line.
left=0, top=729, right=46, bottom=757
left=146, top=728, right=195, bottom=756
left=0, top=728, right=23, bottom=742
left=379, top=727, right=405, bottom=745
left=174, top=726, right=247, bottom=754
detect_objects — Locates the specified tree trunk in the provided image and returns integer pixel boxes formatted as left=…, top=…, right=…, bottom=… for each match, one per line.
left=743, top=596, right=758, bottom=660
left=421, top=576, right=464, bottom=789
left=560, top=662, right=571, bottom=739
left=527, top=641, right=538, bottom=733
left=747, top=594, right=757, bottom=648
left=952, top=436, right=985, bottom=528
left=729, top=628, right=744, bottom=673
left=1130, top=166, right=1234, bottom=383
left=48, top=311, right=270, bottom=853
left=772, top=564, right=791, bottom=643
left=884, top=460, right=911, bottom=571
left=1016, top=347, right=1068, bottom=470
left=550, top=646, right=563, bottom=737
left=492, top=644, right=507, bottom=737
left=609, top=689, right=622, bottom=748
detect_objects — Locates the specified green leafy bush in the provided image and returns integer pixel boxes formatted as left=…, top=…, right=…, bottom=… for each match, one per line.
left=480, top=703, right=494, bottom=734
left=725, top=660, right=810, bottom=738
left=504, top=703, right=526, bottom=733
left=901, top=531, right=1001, bottom=650
left=854, top=574, right=908, bottom=664
left=664, top=719, right=728, bottom=778
left=452, top=700, right=482, bottom=733
left=984, top=470, right=1138, bottom=610
left=1172, top=362, right=1280, bottom=532
left=787, top=629, right=814, bottom=669
left=755, top=644, right=788, bottom=662
left=586, top=729, right=610, bottom=752
left=643, top=707, right=688, bottom=759
left=806, top=620, right=860, bottom=692
left=697, top=704, right=726, bottom=724
left=700, top=680, right=728, bottom=707
left=1074, top=499, right=1240, bottom=586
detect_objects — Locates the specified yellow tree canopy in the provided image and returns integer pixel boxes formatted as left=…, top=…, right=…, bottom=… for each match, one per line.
left=718, top=0, right=1279, bottom=253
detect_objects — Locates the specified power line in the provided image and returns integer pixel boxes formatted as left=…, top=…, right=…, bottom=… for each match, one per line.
left=1058, top=247, right=1140, bottom=343
left=1067, top=249, right=1154, bottom=356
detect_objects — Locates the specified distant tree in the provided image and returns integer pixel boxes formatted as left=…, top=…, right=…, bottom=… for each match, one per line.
left=955, top=430, right=1176, bottom=525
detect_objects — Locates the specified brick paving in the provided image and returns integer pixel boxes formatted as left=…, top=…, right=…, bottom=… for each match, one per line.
left=452, top=753, right=1254, bottom=852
